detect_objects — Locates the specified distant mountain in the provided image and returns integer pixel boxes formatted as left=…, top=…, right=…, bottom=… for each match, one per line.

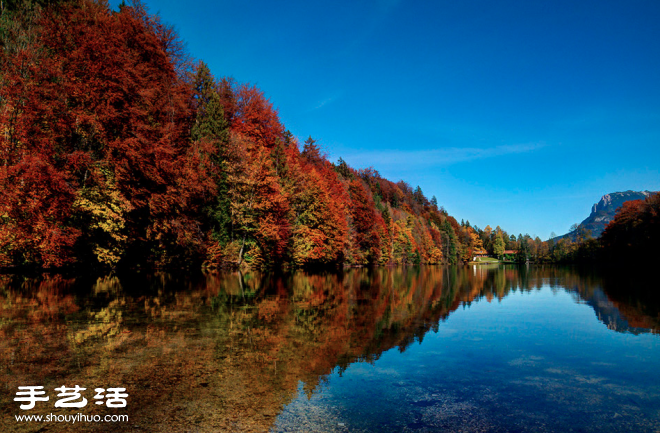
left=557, top=190, right=656, bottom=241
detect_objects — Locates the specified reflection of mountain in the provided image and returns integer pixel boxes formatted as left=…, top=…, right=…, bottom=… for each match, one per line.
left=579, top=287, right=656, bottom=335
left=0, top=266, right=657, bottom=432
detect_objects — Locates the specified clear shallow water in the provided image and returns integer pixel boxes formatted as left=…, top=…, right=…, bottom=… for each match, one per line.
left=1, top=266, right=659, bottom=432
left=275, top=286, right=660, bottom=432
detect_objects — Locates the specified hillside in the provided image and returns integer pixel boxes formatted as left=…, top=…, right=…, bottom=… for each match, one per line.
left=558, top=190, right=656, bottom=241
left=0, top=0, right=488, bottom=270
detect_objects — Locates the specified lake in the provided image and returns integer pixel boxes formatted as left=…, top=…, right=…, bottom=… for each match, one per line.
left=1, top=265, right=659, bottom=432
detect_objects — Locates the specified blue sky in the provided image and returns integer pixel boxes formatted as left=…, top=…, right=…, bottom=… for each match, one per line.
left=113, top=0, right=660, bottom=239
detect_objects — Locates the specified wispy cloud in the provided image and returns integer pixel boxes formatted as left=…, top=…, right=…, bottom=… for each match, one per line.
left=341, top=142, right=546, bottom=168
left=309, top=95, right=339, bottom=111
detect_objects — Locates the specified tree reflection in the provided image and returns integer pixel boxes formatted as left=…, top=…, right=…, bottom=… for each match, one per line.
left=0, top=266, right=657, bottom=432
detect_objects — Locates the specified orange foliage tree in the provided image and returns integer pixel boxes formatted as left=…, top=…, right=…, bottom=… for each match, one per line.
left=284, top=139, right=349, bottom=266
left=0, top=0, right=503, bottom=270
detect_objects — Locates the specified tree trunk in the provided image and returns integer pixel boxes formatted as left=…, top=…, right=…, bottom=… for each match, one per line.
left=237, top=235, right=247, bottom=267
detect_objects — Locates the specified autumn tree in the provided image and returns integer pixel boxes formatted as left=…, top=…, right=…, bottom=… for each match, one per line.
left=283, top=144, right=349, bottom=266
left=0, top=0, right=518, bottom=270
left=225, top=133, right=290, bottom=267
left=0, top=0, right=211, bottom=267
left=600, top=193, right=660, bottom=263
left=230, top=83, right=285, bottom=149
left=348, top=179, right=385, bottom=264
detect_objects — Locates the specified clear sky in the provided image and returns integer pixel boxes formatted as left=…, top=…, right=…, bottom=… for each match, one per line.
left=111, top=0, right=660, bottom=240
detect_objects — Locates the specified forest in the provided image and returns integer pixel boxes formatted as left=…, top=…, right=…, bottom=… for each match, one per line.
left=1, top=0, right=657, bottom=270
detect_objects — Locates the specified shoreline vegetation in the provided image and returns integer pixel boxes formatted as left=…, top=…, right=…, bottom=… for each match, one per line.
left=1, top=1, right=658, bottom=274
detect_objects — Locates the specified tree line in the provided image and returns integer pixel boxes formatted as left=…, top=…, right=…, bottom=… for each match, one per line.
left=0, top=0, right=498, bottom=270
left=476, top=191, right=660, bottom=264
left=1, top=0, right=656, bottom=270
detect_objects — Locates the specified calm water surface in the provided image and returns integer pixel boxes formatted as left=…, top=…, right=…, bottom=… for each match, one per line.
left=1, top=266, right=659, bottom=432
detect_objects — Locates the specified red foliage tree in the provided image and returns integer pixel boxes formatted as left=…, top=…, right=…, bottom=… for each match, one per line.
left=348, top=179, right=386, bottom=264
left=601, top=193, right=660, bottom=262
left=285, top=141, right=349, bottom=266
left=230, top=84, right=285, bottom=150
left=0, top=0, right=209, bottom=267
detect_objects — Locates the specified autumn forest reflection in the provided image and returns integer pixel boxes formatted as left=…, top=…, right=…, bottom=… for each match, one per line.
left=1, top=266, right=659, bottom=432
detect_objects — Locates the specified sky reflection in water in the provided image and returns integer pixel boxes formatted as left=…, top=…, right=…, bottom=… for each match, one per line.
left=1, top=265, right=659, bottom=432
left=276, top=278, right=660, bottom=432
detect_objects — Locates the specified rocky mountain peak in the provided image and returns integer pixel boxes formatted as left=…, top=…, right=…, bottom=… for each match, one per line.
left=560, top=190, right=656, bottom=241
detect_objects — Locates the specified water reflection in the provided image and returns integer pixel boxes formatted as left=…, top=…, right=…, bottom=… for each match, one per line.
left=0, top=266, right=658, bottom=432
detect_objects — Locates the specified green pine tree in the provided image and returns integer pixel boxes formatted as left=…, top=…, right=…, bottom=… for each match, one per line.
left=191, top=62, right=231, bottom=244
left=493, top=232, right=505, bottom=258
left=442, top=220, right=458, bottom=264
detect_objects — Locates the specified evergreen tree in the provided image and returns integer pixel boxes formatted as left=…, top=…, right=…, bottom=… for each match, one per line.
left=516, top=236, right=529, bottom=263
left=334, top=157, right=353, bottom=179
left=302, top=136, right=325, bottom=165
left=494, top=232, right=505, bottom=258
left=442, top=220, right=458, bottom=264
left=413, top=185, right=424, bottom=204
left=191, top=63, right=228, bottom=143
left=191, top=62, right=231, bottom=245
